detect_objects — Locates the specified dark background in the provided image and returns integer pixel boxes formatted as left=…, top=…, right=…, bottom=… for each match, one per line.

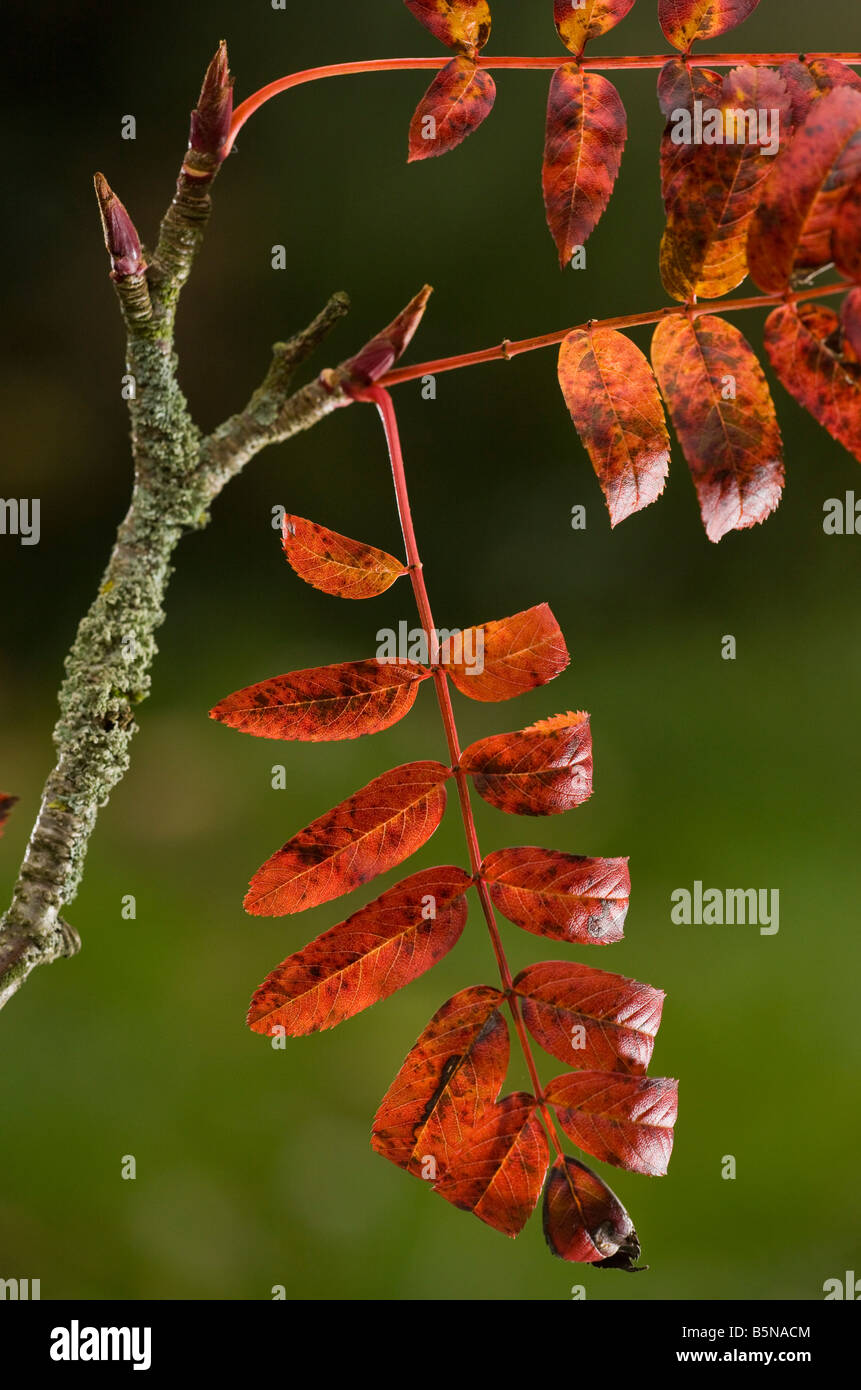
left=1, top=0, right=859, bottom=1300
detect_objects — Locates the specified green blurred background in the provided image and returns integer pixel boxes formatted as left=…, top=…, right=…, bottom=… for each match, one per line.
left=2, top=0, right=859, bottom=1301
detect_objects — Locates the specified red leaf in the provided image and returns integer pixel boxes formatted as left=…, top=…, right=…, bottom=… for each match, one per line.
left=779, top=58, right=861, bottom=132
left=842, top=288, right=861, bottom=360
left=481, top=846, right=629, bottom=945
left=543, top=1155, right=643, bottom=1269
left=210, top=659, right=430, bottom=742
left=835, top=181, right=861, bottom=283
left=446, top=603, right=569, bottom=702
left=546, top=1072, right=678, bottom=1175
left=651, top=313, right=784, bottom=542
left=408, top=57, right=496, bottom=162
left=281, top=515, right=406, bottom=599
left=659, top=66, right=792, bottom=301
left=558, top=327, right=670, bottom=525
left=246, top=867, right=472, bottom=1035
left=658, top=60, right=723, bottom=209
left=553, top=0, right=636, bottom=56
left=403, top=0, right=491, bottom=53
left=542, top=66, right=627, bottom=267
left=764, top=302, right=861, bottom=462
left=0, top=793, right=17, bottom=838
left=434, top=1092, right=550, bottom=1236
left=513, top=960, right=665, bottom=1072
left=460, top=712, right=592, bottom=816
left=372, top=985, right=509, bottom=1175
left=245, top=760, right=452, bottom=916
left=658, top=0, right=762, bottom=51
left=747, top=87, right=861, bottom=292
left=341, top=285, right=434, bottom=389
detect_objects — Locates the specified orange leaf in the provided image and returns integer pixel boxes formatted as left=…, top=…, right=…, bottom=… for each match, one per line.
left=210, top=659, right=430, bottom=742
left=281, top=515, right=406, bottom=599
left=658, top=59, right=723, bottom=210
left=246, top=866, right=472, bottom=1035
left=513, top=960, right=665, bottom=1072
left=553, top=0, right=636, bottom=56
left=446, top=603, right=569, bottom=702
left=408, top=57, right=496, bottom=162
left=460, top=712, right=592, bottom=815
left=842, top=288, right=861, bottom=360
left=764, top=302, right=861, bottom=463
left=245, top=760, right=451, bottom=916
left=372, top=985, right=509, bottom=1175
left=747, top=87, right=861, bottom=292
left=0, top=793, right=17, bottom=837
left=658, top=0, right=762, bottom=51
left=543, top=1155, right=643, bottom=1269
left=659, top=66, right=791, bottom=301
left=558, top=327, right=670, bottom=525
left=481, top=846, right=629, bottom=944
left=542, top=66, right=627, bottom=267
left=546, top=1072, right=678, bottom=1175
left=403, top=0, right=491, bottom=53
left=434, top=1093, right=550, bottom=1236
left=651, top=314, right=784, bottom=542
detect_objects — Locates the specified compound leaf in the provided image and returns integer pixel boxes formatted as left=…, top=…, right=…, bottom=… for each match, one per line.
left=408, top=57, right=496, bottom=161
left=542, top=66, right=627, bottom=267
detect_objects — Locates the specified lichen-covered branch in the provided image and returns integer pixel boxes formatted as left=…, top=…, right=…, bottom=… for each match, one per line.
left=0, top=45, right=353, bottom=1012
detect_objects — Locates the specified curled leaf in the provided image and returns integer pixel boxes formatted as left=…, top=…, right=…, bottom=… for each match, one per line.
left=403, top=0, right=491, bottom=53
left=651, top=313, right=784, bottom=543
left=446, top=603, right=569, bottom=702
left=460, top=712, right=592, bottom=815
left=658, top=0, right=762, bottom=52
left=543, top=1154, right=643, bottom=1269
left=778, top=58, right=861, bottom=132
left=372, top=985, right=509, bottom=1175
left=542, top=66, right=627, bottom=267
left=546, top=1072, right=678, bottom=1175
left=210, top=659, right=430, bottom=742
left=245, top=760, right=451, bottom=916
left=764, top=302, right=861, bottom=462
left=553, top=0, right=637, bottom=55
left=246, top=867, right=472, bottom=1035
left=558, top=327, right=670, bottom=525
left=408, top=57, right=496, bottom=162
left=434, top=1093, right=550, bottom=1236
left=341, top=286, right=433, bottom=389
left=481, top=846, right=629, bottom=944
left=513, top=959, right=665, bottom=1072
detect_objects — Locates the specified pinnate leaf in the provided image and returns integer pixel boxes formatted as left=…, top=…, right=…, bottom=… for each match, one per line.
left=764, top=303, right=861, bottom=463
left=513, top=959, right=665, bottom=1072
left=651, top=314, right=784, bottom=543
left=553, top=0, right=636, bottom=55
left=434, top=1092, right=550, bottom=1236
left=659, top=66, right=791, bottom=301
left=658, top=0, right=761, bottom=51
left=408, top=57, right=496, bottom=162
left=281, top=515, right=406, bottom=599
left=460, top=712, right=592, bottom=816
left=546, top=1072, right=678, bottom=1175
left=210, top=659, right=430, bottom=742
left=446, top=603, right=569, bottom=702
left=0, top=793, right=17, bottom=837
left=245, top=760, right=451, bottom=916
left=747, top=87, right=861, bottom=292
left=372, top=985, right=509, bottom=1175
left=403, top=0, right=491, bottom=53
left=558, top=327, right=670, bottom=525
left=481, top=846, right=629, bottom=944
left=543, top=1154, right=643, bottom=1269
left=542, top=67, right=627, bottom=267
left=246, top=866, right=472, bottom=1036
